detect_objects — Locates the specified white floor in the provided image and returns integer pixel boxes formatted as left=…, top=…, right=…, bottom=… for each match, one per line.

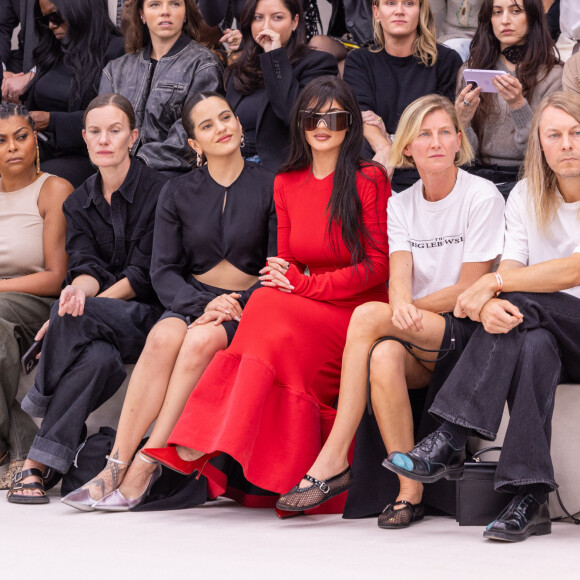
left=2, top=487, right=579, bottom=580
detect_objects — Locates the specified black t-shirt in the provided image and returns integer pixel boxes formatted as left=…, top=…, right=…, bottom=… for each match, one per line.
left=343, top=44, right=463, bottom=190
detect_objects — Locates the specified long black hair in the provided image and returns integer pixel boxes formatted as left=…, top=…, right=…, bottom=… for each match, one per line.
left=226, top=0, right=310, bottom=95
left=28, top=0, right=122, bottom=109
left=467, top=0, right=559, bottom=159
left=281, top=76, right=386, bottom=272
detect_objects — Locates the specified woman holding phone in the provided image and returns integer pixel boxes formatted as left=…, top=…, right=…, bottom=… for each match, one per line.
left=456, top=0, right=562, bottom=196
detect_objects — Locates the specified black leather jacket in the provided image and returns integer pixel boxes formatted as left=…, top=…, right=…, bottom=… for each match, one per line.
left=99, top=34, right=223, bottom=172
left=327, top=0, right=374, bottom=46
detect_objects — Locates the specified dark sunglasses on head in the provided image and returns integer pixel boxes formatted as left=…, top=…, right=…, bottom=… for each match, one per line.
left=36, top=10, right=65, bottom=30
left=299, top=111, right=352, bottom=132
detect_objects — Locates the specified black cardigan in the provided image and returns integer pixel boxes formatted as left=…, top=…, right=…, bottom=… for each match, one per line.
left=226, top=47, right=338, bottom=172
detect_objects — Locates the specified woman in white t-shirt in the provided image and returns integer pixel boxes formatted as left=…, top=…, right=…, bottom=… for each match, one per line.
left=276, top=94, right=505, bottom=526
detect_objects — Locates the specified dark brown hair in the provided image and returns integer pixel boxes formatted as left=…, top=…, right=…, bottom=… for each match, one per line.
left=83, top=93, right=137, bottom=130
left=466, top=0, right=560, bottom=160
left=226, top=0, right=309, bottom=94
left=124, top=0, right=202, bottom=53
left=181, top=91, right=233, bottom=138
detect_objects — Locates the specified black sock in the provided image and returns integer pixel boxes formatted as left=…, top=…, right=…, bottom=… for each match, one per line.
left=522, top=484, right=548, bottom=504
left=437, top=421, right=469, bottom=449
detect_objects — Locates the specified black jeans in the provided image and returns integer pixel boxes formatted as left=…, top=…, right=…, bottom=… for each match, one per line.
left=22, top=297, right=162, bottom=473
left=430, top=292, right=580, bottom=494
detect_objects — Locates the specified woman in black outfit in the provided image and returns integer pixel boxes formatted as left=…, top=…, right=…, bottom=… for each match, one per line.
left=226, top=0, right=338, bottom=171
left=24, top=0, right=124, bottom=187
left=343, top=0, right=462, bottom=191
left=198, top=0, right=323, bottom=49
left=61, top=92, right=277, bottom=512
left=9, top=94, right=166, bottom=504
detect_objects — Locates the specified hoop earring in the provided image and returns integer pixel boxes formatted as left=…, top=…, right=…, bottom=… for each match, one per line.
left=36, top=141, right=41, bottom=174
left=240, top=133, right=246, bottom=148
left=196, top=152, right=203, bottom=167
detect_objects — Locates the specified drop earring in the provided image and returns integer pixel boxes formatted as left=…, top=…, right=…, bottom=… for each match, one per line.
left=196, top=152, right=203, bottom=167
left=35, top=141, right=41, bottom=174
left=240, top=132, right=245, bottom=148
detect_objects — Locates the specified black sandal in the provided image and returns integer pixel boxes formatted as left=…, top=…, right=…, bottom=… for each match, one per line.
left=7, top=468, right=51, bottom=505
left=378, top=500, right=424, bottom=529
left=276, top=466, right=352, bottom=512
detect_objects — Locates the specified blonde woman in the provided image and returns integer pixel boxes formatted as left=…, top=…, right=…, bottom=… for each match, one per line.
left=343, top=0, right=463, bottom=191
left=278, top=94, right=505, bottom=526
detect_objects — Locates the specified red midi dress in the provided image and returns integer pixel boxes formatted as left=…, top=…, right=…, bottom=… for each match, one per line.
left=169, top=164, right=391, bottom=513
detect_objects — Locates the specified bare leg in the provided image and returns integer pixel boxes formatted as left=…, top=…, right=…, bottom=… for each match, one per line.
left=370, top=310, right=446, bottom=506
left=370, top=343, right=431, bottom=506
left=297, top=302, right=396, bottom=487
left=298, top=304, right=445, bottom=491
left=82, top=317, right=187, bottom=500
left=119, top=321, right=228, bottom=498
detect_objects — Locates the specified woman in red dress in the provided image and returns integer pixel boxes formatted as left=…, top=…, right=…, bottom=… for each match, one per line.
left=145, top=76, right=390, bottom=514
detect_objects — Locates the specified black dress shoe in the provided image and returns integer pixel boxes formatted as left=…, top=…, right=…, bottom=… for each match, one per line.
left=382, top=430, right=466, bottom=483
left=483, top=493, right=551, bottom=542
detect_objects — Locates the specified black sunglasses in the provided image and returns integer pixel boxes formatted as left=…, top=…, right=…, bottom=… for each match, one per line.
left=36, top=10, right=65, bottom=30
left=299, top=111, right=352, bottom=132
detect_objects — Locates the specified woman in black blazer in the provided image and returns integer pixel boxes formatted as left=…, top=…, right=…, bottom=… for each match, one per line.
left=225, top=0, right=337, bottom=171
left=24, top=0, right=124, bottom=187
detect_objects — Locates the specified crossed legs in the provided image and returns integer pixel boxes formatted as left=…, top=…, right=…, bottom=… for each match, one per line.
left=284, top=301, right=446, bottom=508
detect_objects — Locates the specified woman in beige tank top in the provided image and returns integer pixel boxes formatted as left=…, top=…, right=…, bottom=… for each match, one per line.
left=0, top=103, right=73, bottom=489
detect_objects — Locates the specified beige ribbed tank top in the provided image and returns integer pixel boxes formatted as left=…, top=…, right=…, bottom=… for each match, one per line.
left=0, top=173, right=52, bottom=278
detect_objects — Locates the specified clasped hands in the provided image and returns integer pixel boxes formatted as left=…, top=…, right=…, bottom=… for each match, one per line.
left=454, top=274, right=523, bottom=334
left=259, top=257, right=294, bottom=293
left=191, top=292, right=243, bottom=328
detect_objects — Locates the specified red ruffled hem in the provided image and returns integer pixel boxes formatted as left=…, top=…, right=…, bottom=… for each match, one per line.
left=169, top=350, right=352, bottom=513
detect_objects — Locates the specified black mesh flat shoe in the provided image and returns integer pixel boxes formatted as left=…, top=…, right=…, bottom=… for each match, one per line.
left=378, top=500, right=425, bottom=529
left=276, top=466, right=352, bottom=512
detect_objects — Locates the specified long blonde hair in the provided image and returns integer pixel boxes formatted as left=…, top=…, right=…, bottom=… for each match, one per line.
left=389, top=94, right=474, bottom=169
left=524, top=91, right=580, bottom=232
left=371, top=0, right=438, bottom=67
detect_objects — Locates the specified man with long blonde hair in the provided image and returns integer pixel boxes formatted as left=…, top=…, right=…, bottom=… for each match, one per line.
left=384, top=90, right=580, bottom=542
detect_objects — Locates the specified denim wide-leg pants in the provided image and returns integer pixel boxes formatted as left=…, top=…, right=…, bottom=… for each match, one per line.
left=430, top=291, right=580, bottom=493
left=22, top=297, right=161, bottom=473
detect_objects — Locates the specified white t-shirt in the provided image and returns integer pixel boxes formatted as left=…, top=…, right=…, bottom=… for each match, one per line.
left=388, top=168, right=505, bottom=300
left=560, top=0, right=580, bottom=41
left=503, top=179, right=580, bottom=299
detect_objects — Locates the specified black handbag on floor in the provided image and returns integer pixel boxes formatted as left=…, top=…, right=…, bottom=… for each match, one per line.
left=456, top=446, right=515, bottom=526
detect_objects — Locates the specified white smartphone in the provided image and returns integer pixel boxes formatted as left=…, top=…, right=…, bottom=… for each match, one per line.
left=462, top=69, right=509, bottom=93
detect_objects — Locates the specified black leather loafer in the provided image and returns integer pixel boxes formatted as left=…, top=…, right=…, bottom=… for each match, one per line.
left=483, top=493, right=551, bottom=542
left=382, top=430, right=466, bottom=483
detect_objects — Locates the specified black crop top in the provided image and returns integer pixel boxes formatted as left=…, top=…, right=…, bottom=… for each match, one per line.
left=151, top=161, right=277, bottom=317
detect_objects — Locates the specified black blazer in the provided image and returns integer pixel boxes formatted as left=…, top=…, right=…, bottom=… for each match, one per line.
left=226, top=47, right=338, bottom=172
left=327, top=0, right=374, bottom=46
